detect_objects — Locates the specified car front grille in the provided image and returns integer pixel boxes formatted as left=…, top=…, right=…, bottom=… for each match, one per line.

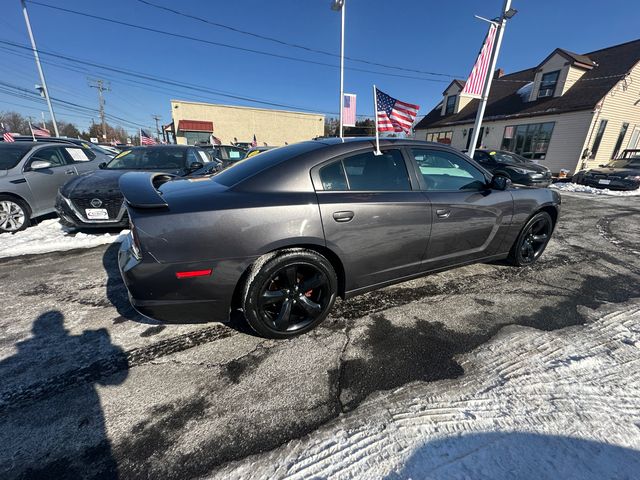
left=70, top=194, right=124, bottom=220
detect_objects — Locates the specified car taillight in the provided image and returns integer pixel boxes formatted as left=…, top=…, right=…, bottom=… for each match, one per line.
left=176, top=269, right=213, bottom=279
left=129, top=220, right=142, bottom=259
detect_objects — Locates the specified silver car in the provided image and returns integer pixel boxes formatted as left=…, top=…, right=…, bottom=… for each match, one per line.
left=0, top=142, right=102, bottom=233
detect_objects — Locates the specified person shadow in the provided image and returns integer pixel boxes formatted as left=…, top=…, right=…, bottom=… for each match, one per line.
left=0, top=311, right=128, bottom=479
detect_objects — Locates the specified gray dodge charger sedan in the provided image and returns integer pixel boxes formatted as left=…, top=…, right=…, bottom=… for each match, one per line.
left=118, top=138, right=560, bottom=338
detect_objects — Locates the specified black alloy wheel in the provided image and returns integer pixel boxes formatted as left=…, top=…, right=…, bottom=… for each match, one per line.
left=509, top=211, right=553, bottom=266
left=243, top=250, right=338, bottom=338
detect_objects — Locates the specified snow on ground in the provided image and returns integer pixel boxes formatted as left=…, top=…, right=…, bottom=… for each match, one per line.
left=0, top=219, right=128, bottom=259
left=211, top=299, right=640, bottom=479
left=551, top=181, right=640, bottom=196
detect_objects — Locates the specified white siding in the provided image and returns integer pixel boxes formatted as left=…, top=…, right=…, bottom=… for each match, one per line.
left=415, top=110, right=593, bottom=174
left=581, top=61, right=640, bottom=170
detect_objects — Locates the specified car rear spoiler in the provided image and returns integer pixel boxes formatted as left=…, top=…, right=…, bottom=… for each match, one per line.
left=119, top=172, right=171, bottom=208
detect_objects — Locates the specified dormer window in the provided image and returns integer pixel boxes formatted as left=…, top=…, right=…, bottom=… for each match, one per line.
left=538, top=71, right=560, bottom=98
left=445, top=95, right=457, bottom=115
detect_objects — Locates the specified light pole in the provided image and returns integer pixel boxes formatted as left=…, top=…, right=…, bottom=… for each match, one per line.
left=21, top=0, right=59, bottom=137
left=467, top=0, right=517, bottom=159
left=331, top=0, right=345, bottom=138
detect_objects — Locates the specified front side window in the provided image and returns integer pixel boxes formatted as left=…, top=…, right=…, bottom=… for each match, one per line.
left=445, top=95, right=457, bottom=115
left=31, top=147, right=68, bottom=167
left=501, top=122, right=555, bottom=159
left=538, top=70, right=560, bottom=98
left=319, top=149, right=411, bottom=191
left=412, top=149, right=486, bottom=191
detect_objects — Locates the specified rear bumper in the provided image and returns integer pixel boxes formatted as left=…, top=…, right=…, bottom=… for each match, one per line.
left=118, top=236, right=248, bottom=324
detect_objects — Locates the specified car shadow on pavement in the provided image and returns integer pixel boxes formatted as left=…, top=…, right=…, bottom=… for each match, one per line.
left=0, top=310, right=129, bottom=479
left=386, top=432, right=640, bottom=479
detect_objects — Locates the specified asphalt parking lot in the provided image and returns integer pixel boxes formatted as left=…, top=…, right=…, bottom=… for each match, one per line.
left=1, top=192, right=639, bottom=479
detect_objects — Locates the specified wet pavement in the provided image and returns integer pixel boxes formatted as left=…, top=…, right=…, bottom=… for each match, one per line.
left=1, top=192, right=639, bottom=479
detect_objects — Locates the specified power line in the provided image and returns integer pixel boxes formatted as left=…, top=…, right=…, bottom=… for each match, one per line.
left=25, top=1, right=450, bottom=83
left=134, top=0, right=460, bottom=78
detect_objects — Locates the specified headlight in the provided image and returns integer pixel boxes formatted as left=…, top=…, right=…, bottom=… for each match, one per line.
left=510, top=167, right=535, bottom=174
left=625, top=175, right=640, bottom=181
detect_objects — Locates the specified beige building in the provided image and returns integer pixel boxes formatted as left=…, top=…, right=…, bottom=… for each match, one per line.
left=414, top=39, right=640, bottom=174
left=169, top=100, right=325, bottom=146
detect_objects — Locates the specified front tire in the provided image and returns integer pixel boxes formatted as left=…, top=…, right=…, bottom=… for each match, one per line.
left=0, top=195, right=30, bottom=234
left=508, top=211, right=553, bottom=266
left=242, top=249, right=338, bottom=338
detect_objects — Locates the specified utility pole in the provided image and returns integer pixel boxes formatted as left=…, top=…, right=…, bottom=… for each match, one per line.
left=88, top=78, right=110, bottom=141
left=467, top=0, right=517, bottom=159
left=151, top=114, right=162, bottom=141
left=331, top=0, right=346, bottom=138
left=21, top=0, right=59, bottom=136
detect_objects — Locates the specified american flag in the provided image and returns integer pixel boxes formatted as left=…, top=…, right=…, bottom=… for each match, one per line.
left=140, top=129, right=156, bottom=145
left=461, top=24, right=498, bottom=97
left=30, top=123, right=51, bottom=137
left=375, top=88, right=420, bottom=133
left=251, top=134, right=257, bottom=148
left=343, top=93, right=356, bottom=127
left=1, top=123, right=15, bottom=142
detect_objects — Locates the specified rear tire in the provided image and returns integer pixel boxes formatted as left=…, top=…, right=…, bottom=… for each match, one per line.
left=242, top=249, right=338, bottom=339
left=0, top=195, right=31, bottom=234
left=508, top=211, right=553, bottom=267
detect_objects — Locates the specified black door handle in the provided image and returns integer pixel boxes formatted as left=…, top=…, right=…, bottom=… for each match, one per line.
left=436, top=209, right=451, bottom=218
left=65, top=169, right=75, bottom=175
left=333, top=211, right=354, bottom=222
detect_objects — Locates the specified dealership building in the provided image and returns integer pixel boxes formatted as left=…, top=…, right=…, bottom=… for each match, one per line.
left=167, top=100, right=325, bottom=147
left=414, top=39, right=640, bottom=174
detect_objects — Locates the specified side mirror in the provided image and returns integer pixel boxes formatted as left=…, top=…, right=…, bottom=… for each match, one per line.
left=598, top=164, right=607, bottom=168
left=30, top=160, right=52, bottom=170
left=188, top=161, right=204, bottom=171
left=490, top=175, right=511, bottom=191
left=98, top=162, right=107, bottom=169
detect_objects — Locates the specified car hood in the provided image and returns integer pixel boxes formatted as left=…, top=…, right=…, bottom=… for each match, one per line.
left=61, top=168, right=183, bottom=196
left=587, top=167, right=640, bottom=176
left=503, top=161, right=549, bottom=173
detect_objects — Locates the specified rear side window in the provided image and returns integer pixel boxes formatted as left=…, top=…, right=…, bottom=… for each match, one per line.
left=319, top=149, right=411, bottom=191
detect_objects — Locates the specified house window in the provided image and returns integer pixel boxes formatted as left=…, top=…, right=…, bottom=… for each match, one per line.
left=501, top=122, right=555, bottom=160
left=426, top=131, right=453, bottom=144
left=538, top=71, right=560, bottom=98
left=445, top=95, right=457, bottom=115
left=183, top=131, right=211, bottom=145
left=612, top=122, right=629, bottom=159
left=590, top=120, right=608, bottom=158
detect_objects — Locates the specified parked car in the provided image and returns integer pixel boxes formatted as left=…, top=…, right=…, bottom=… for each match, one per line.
left=7, top=135, right=116, bottom=160
left=0, top=142, right=103, bottom=233
left=472, top=149, right=552, bottom=187
left=573, top=155, right=640, bottom=190
left=56, top=145, right=213, bottom=229
left=245, top=146, right=276, bottom=159
left=118, top=138, right=560, bottom=338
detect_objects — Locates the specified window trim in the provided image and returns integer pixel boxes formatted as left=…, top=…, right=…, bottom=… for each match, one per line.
left=538, top=70, right=560, bottom=98
left=311, top=146, right=420, bottom=192
left=445, top=95, right=457, bottom=115
left=407, top=146, right=492, bottom=193
left=590, top=119, right=608, bottom=159
left=612, top=122, right=630, bottom=159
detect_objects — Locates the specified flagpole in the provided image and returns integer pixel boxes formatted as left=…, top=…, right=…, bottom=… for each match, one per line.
left=139, top=128, right=142, bottom=146
left=467, top=0, right=512, bottom=159
left=28, top=121, right=35, bottom=141
left=372, top=85, right=381, bottom=155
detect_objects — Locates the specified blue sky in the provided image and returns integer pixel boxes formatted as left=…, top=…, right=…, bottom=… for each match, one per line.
left=0, top=0, right=638, bottom=135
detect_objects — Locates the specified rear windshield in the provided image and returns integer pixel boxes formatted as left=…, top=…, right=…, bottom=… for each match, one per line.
left=0, top=144, right=32, bottom=170
left=213, top=142, right=324, bottom=187
left=106, top=147, right=187, bottom=170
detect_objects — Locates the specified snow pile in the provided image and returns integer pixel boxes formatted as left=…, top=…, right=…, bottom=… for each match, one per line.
left=550, top=182, right=640, bottom=196
left=0, top=219, right=128, bottom=259
left=211, top=300, right=640, bottom=479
